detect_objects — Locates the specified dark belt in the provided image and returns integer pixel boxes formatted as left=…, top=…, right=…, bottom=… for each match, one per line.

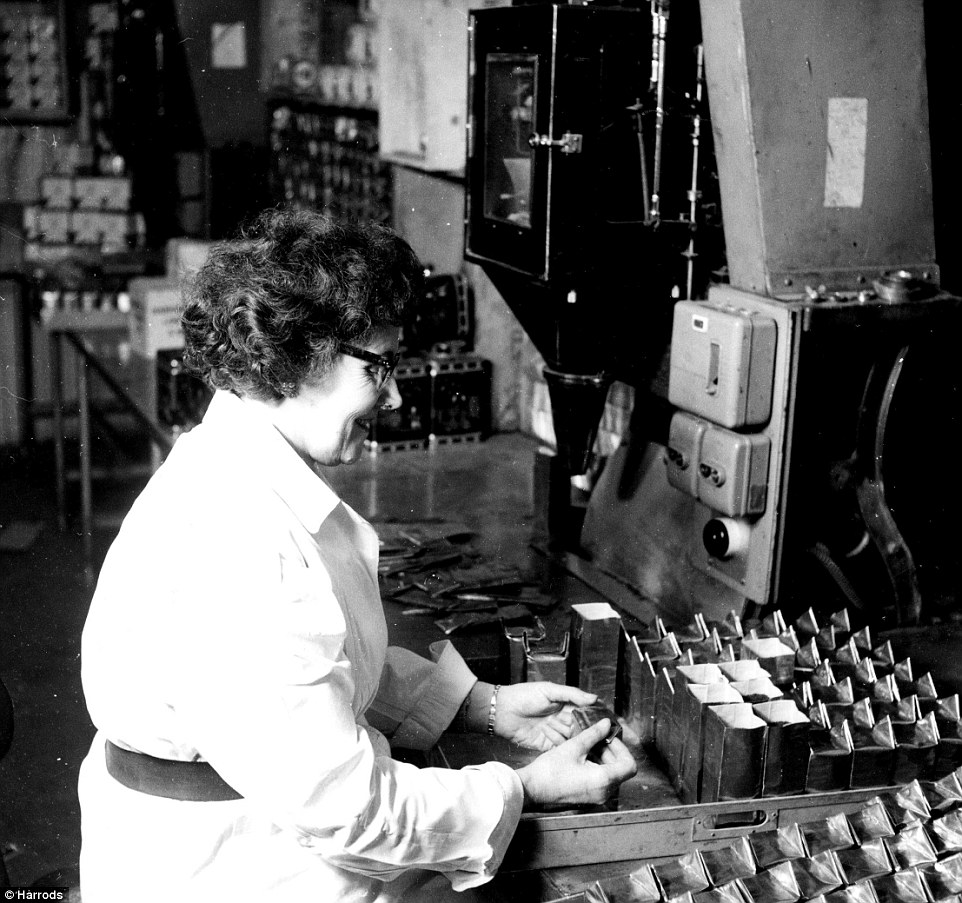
left=105, top=740, right=243, bottom=802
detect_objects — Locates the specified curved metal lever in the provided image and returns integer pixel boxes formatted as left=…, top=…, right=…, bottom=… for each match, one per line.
left=854, top=345, right=922, bottom=625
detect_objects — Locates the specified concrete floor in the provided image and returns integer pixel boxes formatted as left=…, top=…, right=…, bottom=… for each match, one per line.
left=0, top=432, right=548, bottom=888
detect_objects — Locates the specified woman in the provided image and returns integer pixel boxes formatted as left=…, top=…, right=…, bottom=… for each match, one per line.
left=78, top=209, right=636, bottom=902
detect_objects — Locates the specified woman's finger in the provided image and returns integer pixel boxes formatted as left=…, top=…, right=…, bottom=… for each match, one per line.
left=598, top=737, right=638, bottom=781
left=536, top=723, right=568, bottom=748
left=538, top=683, right=598, bottom=707
left=546, top=713, right=574, bottom=738
left=566, top=718, right=612, bottom=759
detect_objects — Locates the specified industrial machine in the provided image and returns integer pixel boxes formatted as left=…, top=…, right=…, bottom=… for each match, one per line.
left=465, top=0, right=715, bottom=472
left=465, top=0, right=961, bottom=629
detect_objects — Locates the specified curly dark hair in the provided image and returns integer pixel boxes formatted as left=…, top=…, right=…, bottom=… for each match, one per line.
left=181, top=208, right=423, bottom=401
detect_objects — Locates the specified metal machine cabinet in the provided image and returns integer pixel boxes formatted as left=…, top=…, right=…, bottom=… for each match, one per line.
left=583, top=284, right=962, bottom=625
left=700, top=0, right=938, bottom=296
left=465, top=4, right=646, bottom=283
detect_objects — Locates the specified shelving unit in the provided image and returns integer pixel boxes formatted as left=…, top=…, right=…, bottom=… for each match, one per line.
left=267, top=96, right=392, bottom=224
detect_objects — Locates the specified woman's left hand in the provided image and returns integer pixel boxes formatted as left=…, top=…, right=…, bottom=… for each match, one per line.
left=492, top=682, right=599, bottom=751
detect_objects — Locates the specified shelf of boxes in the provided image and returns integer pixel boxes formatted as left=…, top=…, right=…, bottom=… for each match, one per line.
left=0, top=1, right=69, bottom=121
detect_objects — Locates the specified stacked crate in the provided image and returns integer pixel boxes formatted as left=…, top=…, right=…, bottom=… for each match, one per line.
left=426, top=352, right=492, bottom=447
left=24, top=173, right=144, bottom=267
left=363, top=352, right=492, bottom=453
left=365, top=357, right=432, bottom=453
left=366, top=272, right=491, bottom=453
left=0, top=5, right=65, bottom=117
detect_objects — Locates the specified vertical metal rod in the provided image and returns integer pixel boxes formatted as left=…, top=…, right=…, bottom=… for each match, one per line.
left=649, top=1, right=660, bottom=92
left=633, top=103, right=652, bottom=224
left=650, top=2, right=669, bottom=221
left=155, top=25, right=165, bottom=116
left=77, top=342, right=93, bottom=571
left=685, top=44, right=705, bottom=300
left=50, top=331, right=66, bottom=531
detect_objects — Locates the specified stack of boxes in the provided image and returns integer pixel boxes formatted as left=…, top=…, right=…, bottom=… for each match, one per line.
left=0, top=6, right=64, bottom=116
left=366, top=357, right=432, bottom=452
left=365, top=273, right=492, bottom=453
left=127, top=239, right=214, bottom=434
left=364, top=351, right=492, bottom=453
left=24, top=173, right=145, bottom=266
left=425, top=352, right=492, bottom=448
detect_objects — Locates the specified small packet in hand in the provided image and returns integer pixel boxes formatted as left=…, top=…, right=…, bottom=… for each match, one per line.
left=572, top=701, right=623, bottom=759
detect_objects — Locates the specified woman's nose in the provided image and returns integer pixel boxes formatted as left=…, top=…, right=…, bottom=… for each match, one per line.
left=380, top=376, right=402, bottom=411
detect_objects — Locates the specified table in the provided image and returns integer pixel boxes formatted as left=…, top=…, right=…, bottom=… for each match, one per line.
left=41, top=309, right=173, bottom=571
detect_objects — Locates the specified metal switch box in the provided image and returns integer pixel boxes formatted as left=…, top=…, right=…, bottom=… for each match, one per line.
left=697, top=424, right=770, bottom=517
left=666, top=411, right=710, bottom=497
left=668, top=300, right=777, bottom=429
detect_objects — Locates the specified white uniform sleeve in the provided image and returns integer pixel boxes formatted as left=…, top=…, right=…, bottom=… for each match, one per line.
left=169, top=541, right=523, bottom=889
left=365, top=641, right=477, bottom=750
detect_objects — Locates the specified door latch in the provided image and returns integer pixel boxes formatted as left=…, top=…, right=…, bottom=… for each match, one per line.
left=528, top=131, right=583, bottom=154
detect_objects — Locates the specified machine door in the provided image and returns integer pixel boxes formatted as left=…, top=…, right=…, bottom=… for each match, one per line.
left=474, top=48, right=544, bottom=275
left=466, top=6, right=644, bottom=282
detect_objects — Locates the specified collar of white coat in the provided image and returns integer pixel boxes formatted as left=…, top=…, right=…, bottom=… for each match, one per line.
left=201, top=390, right=342, bottom=534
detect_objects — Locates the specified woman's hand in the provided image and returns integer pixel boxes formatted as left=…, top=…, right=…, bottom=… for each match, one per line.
left=515, top=719, right=638, bottom=809
left=493, top=682, right=599, bottom=751
left=460, top=681, right=599, bottom=751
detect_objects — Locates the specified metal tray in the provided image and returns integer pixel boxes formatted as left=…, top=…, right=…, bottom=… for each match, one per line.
left=504, top=786, right=889, bottom=870
left=431, top=734, right=892, bottom=871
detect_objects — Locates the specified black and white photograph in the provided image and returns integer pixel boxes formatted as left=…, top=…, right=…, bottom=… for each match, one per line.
left=2, top=2, right=962, bottom=901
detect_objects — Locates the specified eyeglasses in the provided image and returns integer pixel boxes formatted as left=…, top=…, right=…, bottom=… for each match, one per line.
left=336, top=341, right=400, bottom=390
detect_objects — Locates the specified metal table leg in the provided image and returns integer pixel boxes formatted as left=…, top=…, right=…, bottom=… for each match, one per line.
left=49, top=331, right=66, bottom=531
left=77, top=341, right=93, bottom=572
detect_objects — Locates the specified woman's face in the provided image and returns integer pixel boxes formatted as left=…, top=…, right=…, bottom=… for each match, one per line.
left=268, top=326, right=402, bottom=468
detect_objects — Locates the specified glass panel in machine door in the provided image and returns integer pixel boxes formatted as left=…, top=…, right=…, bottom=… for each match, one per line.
left=483, top=54, right=536, bottom=229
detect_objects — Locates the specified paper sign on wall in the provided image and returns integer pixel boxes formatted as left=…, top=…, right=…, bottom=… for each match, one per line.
left=211, top=22, right=247, bottom=69
left=824, top=97, right=868, bottom=208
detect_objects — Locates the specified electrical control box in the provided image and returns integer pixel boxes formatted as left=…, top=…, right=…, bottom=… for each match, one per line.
left=668, top=300, right=777, bottom=429
left=666, top=411, right=770, bottom=518
left=665, top=411, right=709, bottom=498
left=697, top=424, right=770, bottom=518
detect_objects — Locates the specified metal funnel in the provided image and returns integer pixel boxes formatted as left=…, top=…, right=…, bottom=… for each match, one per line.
left=543, top=367, right=612, bottom=475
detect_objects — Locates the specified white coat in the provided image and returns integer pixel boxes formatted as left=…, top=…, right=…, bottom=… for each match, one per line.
left=79, top=390, right=523, bottom=902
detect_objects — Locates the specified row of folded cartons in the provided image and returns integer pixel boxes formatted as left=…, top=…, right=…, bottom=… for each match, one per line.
left=492, top=588, right=954, bottom=805
left=647, top=660, right=957, bottom=806
left=546, top=775, right=962, bottom=903
left=614, top=608, right=957, bottom=804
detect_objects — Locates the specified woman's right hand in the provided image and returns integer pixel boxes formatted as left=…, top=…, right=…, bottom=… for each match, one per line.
left=515, top=718, right=637, bottom=809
